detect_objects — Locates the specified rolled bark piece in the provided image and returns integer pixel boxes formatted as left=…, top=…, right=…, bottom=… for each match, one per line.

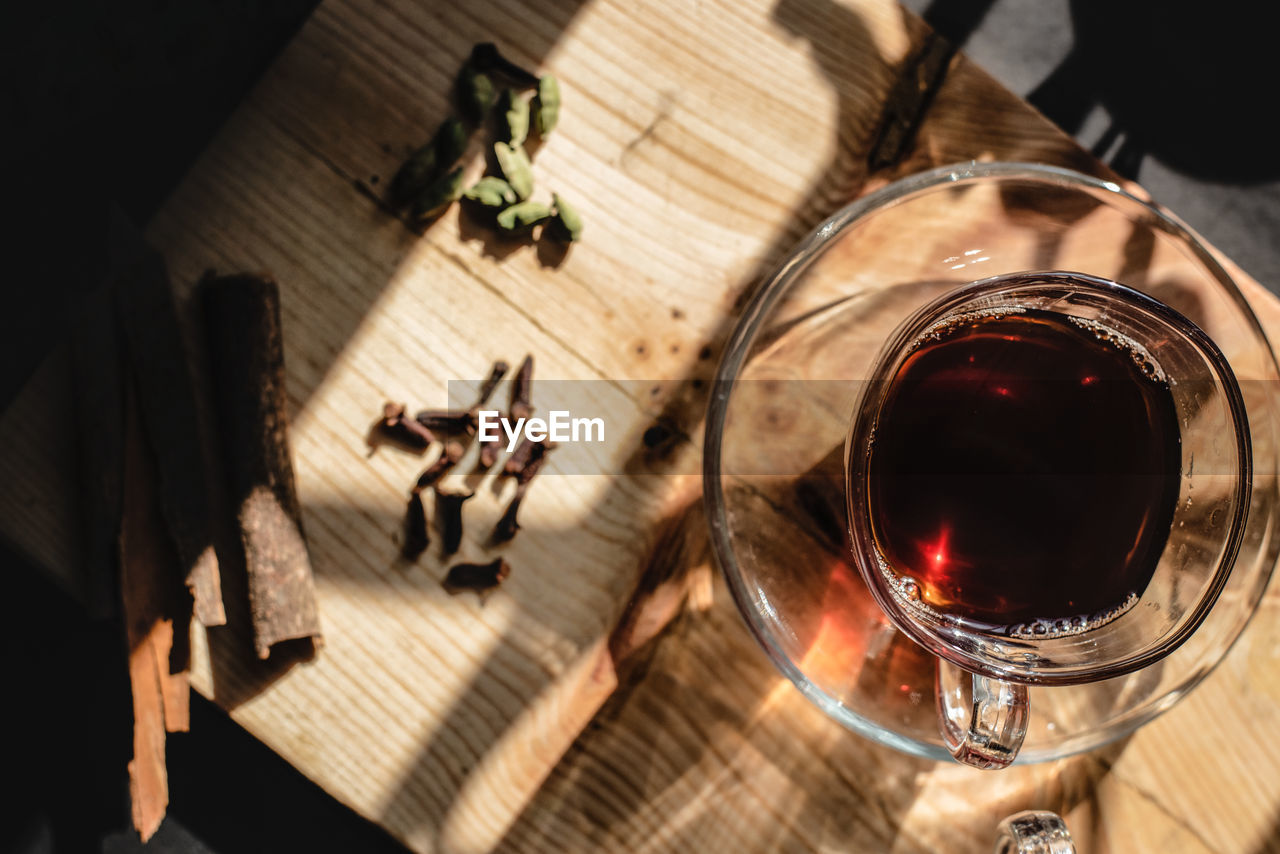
left=120, top=380, right=194, bottom=841
left=203, top=273, right=322, bottom=659
left=71, top=285, right=125, bottom=619
left=113, top=223, right=224, bottom=627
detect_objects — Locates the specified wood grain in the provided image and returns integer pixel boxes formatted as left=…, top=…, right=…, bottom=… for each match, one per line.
left=1, top=0, right=1279, bottom=851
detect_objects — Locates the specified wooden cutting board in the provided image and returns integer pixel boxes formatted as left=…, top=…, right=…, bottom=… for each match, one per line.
left=3, top=0, right=1279, bottom=851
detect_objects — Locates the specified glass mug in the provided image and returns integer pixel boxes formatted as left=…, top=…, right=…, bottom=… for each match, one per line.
left=705, top=162, right=1280, bottom=766
left=844, top=272, right=1250, bottom=768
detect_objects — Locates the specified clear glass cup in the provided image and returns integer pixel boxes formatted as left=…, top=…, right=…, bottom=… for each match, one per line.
left=844, top=272, right=1250, bottom=767
left=704, top=162, right=1280, bottom=764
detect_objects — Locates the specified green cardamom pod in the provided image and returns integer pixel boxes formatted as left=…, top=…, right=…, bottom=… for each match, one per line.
left=497, top=88, right=530, bottom=146
left=389, top=143, right=438, bottom=206
left=493, top=142, right=534, bottom=200
left=456, top=63, right=495, bottom=125
left=435, top=116, right=469, bottom=169
left=463, top=176, right=518, bottom=208
left=469, top=43, right=540, bottom=88
left=533, top=75, right=561, bottom=137
left=410, top=167, right=464, bottom=221
left=550, top=192, right=583, bottom=242
left=496, top=200, right=552, bottom=232
left=389, top=117, right=471, bottom=207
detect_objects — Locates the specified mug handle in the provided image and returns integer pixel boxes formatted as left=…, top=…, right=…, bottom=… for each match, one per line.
left=993, top=810, right=1076, bottom=854
left=936, top=658, right=1029, bottom=769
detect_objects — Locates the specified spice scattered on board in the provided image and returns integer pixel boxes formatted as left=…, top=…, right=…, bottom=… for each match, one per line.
left=494, top=141, right=534, bottom=201
left=549, top=193, right=583, bottom=243
left=416, top=409, right=477, bottom=434
left=464, top=176, right=518, bottom=208
left=377, top=401, right=435, bottom=450
left=389, top=43, right=582, bottom=245
left=471, top=360, right=509, bottom=413
left=389, top=118, right=467, bottom=206
left=497, top=88, right=530, bottom=146
left=468, top=42, right=540, bottom=88
left=203, top=272, right=323, bottom=660
left=403, top=491, right=429, bottom=560
left=108, top=219, right=226, bottom=628
left=496, top=199, right=551, bottom=232
left=374, top=354, right=552, bottom=598
left=415, top=441, right=464, bottom=491
left=533, top=75, right=560, bottom=137
left=410, top=167, right=465, bottom=223
left=510, top=354, right=534, bottom=420
left=495, top=438, right=554, bottom=543
left=443, top=558, right=512, bottom=596
left=435, top=489, right=475, bottom=555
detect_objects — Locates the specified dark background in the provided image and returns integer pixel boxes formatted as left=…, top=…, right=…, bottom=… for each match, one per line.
left=4, top=0, right=1278, bottom=851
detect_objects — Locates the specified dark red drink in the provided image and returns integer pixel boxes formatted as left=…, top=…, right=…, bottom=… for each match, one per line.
left=864, top=306, right=1181, bottom=636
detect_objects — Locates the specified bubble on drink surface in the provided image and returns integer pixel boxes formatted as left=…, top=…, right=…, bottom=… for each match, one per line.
left=1008, top=592, right=1140, bottom=639
left=915, top=305, right=1026, bottom=345
left=877, top=555, right=935, bottom=615
left=1068, top=316, right=1168, bottom=383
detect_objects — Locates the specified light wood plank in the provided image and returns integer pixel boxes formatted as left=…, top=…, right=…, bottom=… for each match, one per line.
left=2, top=0, right=1279, bottom=851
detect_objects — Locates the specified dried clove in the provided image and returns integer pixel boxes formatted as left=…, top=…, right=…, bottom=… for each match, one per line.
left=414, top=441, right=464, bottom=492
left=435, top=489, right=475, bottom=555
left=472, top=360, right=510, bottom=470
left=468, top=43, right=539, bottom=88
left=510, top=354, right=534, bottom=420
left=532, top=75, right=561, bottom=137
left=492, top=492, right=525, bottom=543
left=503, top=437, right=538, bottom=477
left=443, top=557, right=512, bottom=596
left=473, top=360, right=509, bottom=410
left=415, top=409, right=477, bottom=434
left=479, top=436, right=503, bottom=470
left=377, top=402, right=436, bottom=450
left=493, top=441, right=553, bottom=542
left=517, top=441, right=553, bottom=485
left=402, top=491, right=429, bottom=560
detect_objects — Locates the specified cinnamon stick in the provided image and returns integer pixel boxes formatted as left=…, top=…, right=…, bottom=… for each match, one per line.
left=113, top=221, right=224, bottom=627
left=119, top=379, right=194, bottom=841
left=71, top=284, right=125, bottom=619
left=203, top=272, right=322, bottom=659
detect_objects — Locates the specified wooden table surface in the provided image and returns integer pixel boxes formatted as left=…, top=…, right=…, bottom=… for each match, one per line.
left=4, top=0, right=1280, bottom=851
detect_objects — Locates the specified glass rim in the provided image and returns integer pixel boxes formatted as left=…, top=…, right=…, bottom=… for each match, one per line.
left=842, top=271, right=1253, bottom=686
left=702, top=160, right=1280, bottom=760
